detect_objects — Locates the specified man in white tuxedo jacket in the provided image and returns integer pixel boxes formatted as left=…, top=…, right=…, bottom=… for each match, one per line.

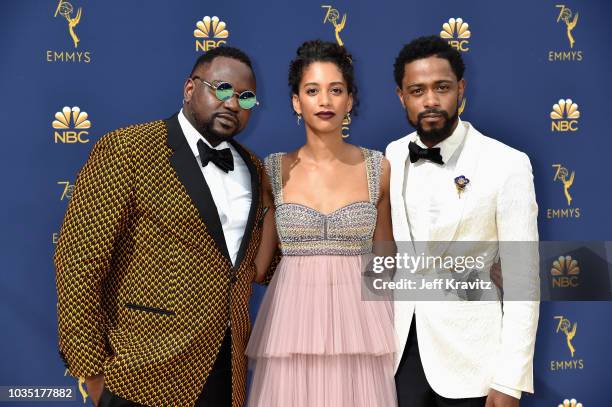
left=387, top=36, right=539, bottom=407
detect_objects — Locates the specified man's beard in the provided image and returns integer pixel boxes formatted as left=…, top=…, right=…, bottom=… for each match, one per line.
left=407, top=105, right=459, bottom=145
left=192, top=112, right=239, bottom=144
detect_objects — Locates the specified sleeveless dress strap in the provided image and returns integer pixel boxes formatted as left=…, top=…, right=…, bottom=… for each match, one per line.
left=361, top=148, right=383, bottom=205
left=264, top=153, right=285, bottom=206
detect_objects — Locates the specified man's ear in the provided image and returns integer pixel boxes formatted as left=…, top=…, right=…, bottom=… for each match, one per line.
left=184, top=78, right=195, bottom=103
left=395, top=86, right=406, bottom=109
left=457, top=78, right=466, bottom=101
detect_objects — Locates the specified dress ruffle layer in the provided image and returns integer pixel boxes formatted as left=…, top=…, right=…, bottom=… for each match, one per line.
left=247, top=255, right=398, bottom=407
left=246, top=255, right=397, bottom=357
left=248, top=353, right=397, bottom=407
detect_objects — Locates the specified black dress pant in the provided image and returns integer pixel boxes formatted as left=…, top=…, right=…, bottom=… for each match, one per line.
left=395, top=319, right=487, bottom=407
left=97, top=329, right=232, bottom=407
left=195, top=328, right=232, bottom=407
left=97, top=388, right=144, bottom=407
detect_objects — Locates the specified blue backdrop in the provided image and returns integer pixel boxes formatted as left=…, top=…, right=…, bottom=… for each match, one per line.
left=1, top=1, right=611, bottom=405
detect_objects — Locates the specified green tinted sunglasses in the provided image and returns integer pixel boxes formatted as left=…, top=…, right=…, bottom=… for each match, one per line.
left=192, top=76, right=259, bottom=110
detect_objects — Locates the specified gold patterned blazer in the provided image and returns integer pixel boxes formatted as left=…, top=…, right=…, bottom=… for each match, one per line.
left=55, top=113, right=275, bottom=407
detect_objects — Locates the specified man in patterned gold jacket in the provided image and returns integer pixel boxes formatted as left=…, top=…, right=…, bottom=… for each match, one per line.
left=54, top=46, right=278, bottom=407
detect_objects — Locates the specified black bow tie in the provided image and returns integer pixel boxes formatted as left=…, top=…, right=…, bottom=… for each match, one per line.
left=197, top=139, right=234, bottom=172
left=408, top=141, right=444, bottom=165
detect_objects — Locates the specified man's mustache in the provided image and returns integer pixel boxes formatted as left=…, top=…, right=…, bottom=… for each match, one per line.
left=417, top=109, right=449, bottom=121
left=213, top=111, right=239, bottom=125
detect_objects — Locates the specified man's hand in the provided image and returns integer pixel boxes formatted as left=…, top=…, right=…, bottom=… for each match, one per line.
left=485, top=388, right=519, bottom=407
left=84, top=374, right=105, bottom=407
left=489, top=259, right=503, bottom=292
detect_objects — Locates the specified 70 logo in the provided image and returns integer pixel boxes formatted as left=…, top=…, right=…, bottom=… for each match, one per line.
left=58, top=181, right=75, bottom=201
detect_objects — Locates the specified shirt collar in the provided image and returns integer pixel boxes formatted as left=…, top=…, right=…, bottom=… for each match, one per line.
left=178, top=108, right=231, bottom=158
left=412, top=118, right=467, bottom=164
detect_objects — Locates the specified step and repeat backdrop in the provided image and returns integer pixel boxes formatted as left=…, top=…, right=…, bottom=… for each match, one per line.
left=1, top=0, right=611, bottom=406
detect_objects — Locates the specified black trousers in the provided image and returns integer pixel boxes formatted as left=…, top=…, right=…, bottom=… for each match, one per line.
left=98, top=388, right=143, bottom=407
left=395, top=319, right=487, bottom=407
left=97, top=329, right=232, bottom=407
left=195, top=328, right=232, bottom=407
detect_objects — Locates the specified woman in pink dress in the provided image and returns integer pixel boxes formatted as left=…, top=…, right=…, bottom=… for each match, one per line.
left=248, top=40, right=398, bottom=406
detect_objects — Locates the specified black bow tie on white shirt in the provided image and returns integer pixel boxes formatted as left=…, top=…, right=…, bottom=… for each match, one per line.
left=408, top=141, right=444, bottom=165
left=197, top=139, right=234, bottom=173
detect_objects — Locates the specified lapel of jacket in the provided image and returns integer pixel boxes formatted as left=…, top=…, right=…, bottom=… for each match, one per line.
left=389, top=136, right=419, bottom=261
left=389, top=138, right=418, bottom=359
left=165, top=113, right=231, bottom=261
left=427, top=122, right=481, bottom=254
left=229, top=139, right=261, bottom=271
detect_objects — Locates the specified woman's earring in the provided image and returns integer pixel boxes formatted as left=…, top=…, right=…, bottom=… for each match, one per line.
left=344, top=112, right=351, bottom=124
left=296, top=114, right=302, bottom=126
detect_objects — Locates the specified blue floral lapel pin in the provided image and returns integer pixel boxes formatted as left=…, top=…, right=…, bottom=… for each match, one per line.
left=454, top=175, right=470, bottom=198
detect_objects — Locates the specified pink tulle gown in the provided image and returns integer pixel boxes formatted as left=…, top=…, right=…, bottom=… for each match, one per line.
left=246, top=149, right=398, bottom=407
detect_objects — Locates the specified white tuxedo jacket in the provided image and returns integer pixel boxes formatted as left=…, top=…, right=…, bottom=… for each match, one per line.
left=386, top=121, right=539, bottom=398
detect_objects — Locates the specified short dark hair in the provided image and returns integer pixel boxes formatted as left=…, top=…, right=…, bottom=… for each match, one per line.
left=393, top=36, right=465, bottom=87
left=190, top=46, right=254, bottom=78
left=288, top=40, right=359, bottom=114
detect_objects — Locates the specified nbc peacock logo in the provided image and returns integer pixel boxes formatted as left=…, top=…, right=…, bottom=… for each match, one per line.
left=52, top=106, right=91, bottom=144
left=551, top=255, right=580, bottom=288
left=551, top=98, right=580, bottom=132
left=194, top=16, right=229, bottom=52
left=440, top=18, right=471, bottom=52
left=558, top=399, right=583, bottom=407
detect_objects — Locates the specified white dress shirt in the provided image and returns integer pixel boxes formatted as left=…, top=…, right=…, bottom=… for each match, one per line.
left=178, top=109, right=252, bottom=265
left=403, top=118, right=522, bottom=399
left=404, top=118, right=467, bottom=242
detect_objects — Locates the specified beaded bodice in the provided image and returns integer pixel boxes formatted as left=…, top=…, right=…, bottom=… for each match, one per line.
left=265, top=148, right=382, bottom=256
